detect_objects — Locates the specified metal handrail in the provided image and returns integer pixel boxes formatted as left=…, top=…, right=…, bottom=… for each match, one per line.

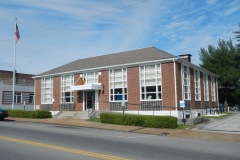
left=54, top=109, right=63, bottom=118
left=87, top=104, right=95, bottom=116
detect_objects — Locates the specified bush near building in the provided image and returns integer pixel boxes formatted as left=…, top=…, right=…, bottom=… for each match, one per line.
left=100, top=113, right=178, bottom=129
left=7, top=110, right=52, bottom=119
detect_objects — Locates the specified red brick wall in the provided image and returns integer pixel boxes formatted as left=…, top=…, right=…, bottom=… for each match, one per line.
left=34, top=64, right=218, bottom=112
left=99, top=70, right=109, bottom=111
left=0, top=70, right=34, bottom=85
left=35, top=79, right=41, bottom=106
left=74, top=74, right=83, bottom=111
left=215, top=78, right=219, bottom=106
left=74, top=91, right=83, bottom=111
left=175, top=62, right=182, bottom=108
left=53, top=77, right=60, bottom=110
left=190, top=68, right=195, bottom=108
left=208, top=75, right=212, bottom=107
left=162, top=62, right=175, bottom=108
left=127, top=67, right=140, bottom=110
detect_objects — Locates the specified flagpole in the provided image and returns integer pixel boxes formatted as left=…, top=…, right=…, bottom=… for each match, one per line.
left=12, top=18, right=17, bottom=110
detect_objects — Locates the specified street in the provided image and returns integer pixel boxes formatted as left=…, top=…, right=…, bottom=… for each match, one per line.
left=0, top=120, right=239, bottom=160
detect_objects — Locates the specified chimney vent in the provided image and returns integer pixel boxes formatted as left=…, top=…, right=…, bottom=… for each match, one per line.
left=178, top=54, right=192, bottom=62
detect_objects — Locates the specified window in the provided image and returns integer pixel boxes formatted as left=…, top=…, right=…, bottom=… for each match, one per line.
left=109, top=68, right=127, bottom=101
left=211, top=77, right=216, bottom=101
left=83, top=72, right=99, bottom=84
left=2, top=91, right=34, bottom=104
left=194, top=70, right=201, bottom=101
left=182, top=66, right=190, bottom=100
left=61, top=75, right=74, bottom=103
left=203, top=74, right=209, bottom=101
left=14, top=93, right=22, bottom=103
left=41, top=77, right=53, bottom=104
left=140, top=64, right=162, bottom=100
left=29, top=94, right=34, bottom=104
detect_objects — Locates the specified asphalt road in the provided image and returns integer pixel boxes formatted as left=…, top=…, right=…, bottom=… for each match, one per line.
left=0, top=120, right=239, bottom=160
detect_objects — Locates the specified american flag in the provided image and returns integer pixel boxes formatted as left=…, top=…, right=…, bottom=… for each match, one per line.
left=15, top=24, right=20, bottom=43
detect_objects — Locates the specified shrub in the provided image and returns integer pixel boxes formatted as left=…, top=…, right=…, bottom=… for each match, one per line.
left=33, top=110, right=52, bottom=118
left=100, top=113, right=177, bottom=129
left=143, top=115, right=178, bottom=129
left=7, top=110, right=52, bottom=119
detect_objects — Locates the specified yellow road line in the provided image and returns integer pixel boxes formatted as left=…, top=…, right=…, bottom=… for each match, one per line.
left=0, top=136, right=130, bottom=160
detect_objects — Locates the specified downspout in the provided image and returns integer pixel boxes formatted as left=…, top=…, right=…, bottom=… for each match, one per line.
left=173, top=59, right=178, bottom=111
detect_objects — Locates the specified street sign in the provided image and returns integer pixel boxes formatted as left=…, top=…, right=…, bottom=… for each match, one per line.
left=180, top=100, right=185, bottom=108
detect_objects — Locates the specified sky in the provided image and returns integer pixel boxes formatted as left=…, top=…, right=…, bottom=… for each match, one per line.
left=0, top=0, right=240, bottom=75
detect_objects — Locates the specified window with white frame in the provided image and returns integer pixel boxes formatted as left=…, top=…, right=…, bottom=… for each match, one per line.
left=83, top=72, right=99, bottom=84
left=140, top=64, right=162, bottom=100
left=194, top=70, right=201, bottom=101
left=109, top=68, right=127, bottom=101
left=182, top=66, right=190, bottom=100
left=211, top=77, right=216, bottom=101
left=61, top=75, right=74, bottom=103
left=203, top=74, right=209, bottom=101
left=41, top=77, right=53, bottom=104
left=14, top=93, right=22, bottom=103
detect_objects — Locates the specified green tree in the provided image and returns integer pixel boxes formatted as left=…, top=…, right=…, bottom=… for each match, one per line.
left=234, top=23, right=240, bottom=50
left=199, top=39, right=240, bottom=107
left=233, top=24, right=240, bottom=105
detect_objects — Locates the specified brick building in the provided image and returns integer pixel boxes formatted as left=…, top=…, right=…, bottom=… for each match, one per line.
left=0, top=70, right=35, bottom=110
left=33, top=47, right=218, bottom=118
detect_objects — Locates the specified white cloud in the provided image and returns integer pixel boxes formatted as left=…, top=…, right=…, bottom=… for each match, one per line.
left=223, top=0, right=240, bottom=16
left=0, top=0, right=239, bottom=74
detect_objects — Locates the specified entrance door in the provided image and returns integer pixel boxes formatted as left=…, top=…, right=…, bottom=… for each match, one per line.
left=84, top=91, right=95, bottom=110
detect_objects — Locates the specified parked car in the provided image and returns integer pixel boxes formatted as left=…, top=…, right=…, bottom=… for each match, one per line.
left=0, top=107, right=8, bottom=121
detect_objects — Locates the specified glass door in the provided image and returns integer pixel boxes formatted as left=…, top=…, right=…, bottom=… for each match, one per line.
left=85, top=91, right=95, bottom=110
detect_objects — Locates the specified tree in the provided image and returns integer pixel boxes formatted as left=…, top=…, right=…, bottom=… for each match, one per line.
left=199, top=39, right=240, bottom=107
left=234, top=23, right=240, bottom=50
left=233, top=24, right=240, bottom=105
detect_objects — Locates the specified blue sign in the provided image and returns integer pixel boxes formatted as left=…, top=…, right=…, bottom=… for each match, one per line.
left=180, top=100, right=185, bottom=108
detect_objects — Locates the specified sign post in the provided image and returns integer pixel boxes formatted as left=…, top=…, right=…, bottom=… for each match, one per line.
left=180, top=100, right=186, bottom=125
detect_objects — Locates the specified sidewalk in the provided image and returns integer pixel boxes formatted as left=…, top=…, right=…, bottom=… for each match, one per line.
left=192, top=112, right=240, bottom=133
left=6, top=115, right=240, bottom=143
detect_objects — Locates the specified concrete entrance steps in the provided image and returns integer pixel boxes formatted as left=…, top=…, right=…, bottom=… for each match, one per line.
left=56, top=111, right=90, bottom=119
left=56, top=111, right=77, bottom=118
left=74, top=111, right=90, bottom=119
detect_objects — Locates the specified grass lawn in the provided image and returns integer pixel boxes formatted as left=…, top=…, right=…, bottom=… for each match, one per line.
left=88, top=118, right=100, bottom=122
left=177, top=124, right=194, bottom=129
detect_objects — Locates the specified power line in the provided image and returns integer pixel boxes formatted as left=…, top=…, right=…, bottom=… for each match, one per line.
left=0, top=0, right=146, bottom=43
